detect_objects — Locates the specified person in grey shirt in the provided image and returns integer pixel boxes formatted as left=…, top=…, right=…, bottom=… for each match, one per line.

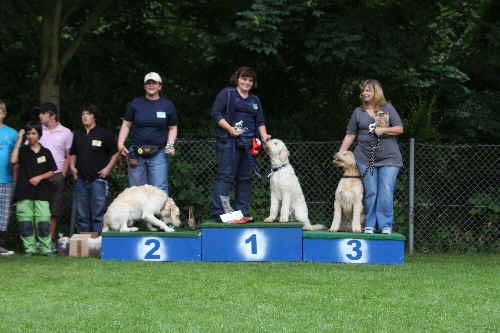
left=338, top=79, right=404, bottom=234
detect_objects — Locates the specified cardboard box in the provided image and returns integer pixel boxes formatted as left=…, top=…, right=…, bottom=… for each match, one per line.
left=69, top=233, right=101, bottom=258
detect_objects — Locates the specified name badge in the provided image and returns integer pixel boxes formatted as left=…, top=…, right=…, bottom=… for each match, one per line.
left=252, top=103, right=259, bottom=110
left=156, top=111, right=166, bottom=118
left=92, top=139, right=102, bottom=147
left=37, top=156, right=46, bottom=164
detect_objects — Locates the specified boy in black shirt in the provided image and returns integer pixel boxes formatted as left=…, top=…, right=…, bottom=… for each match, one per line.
left=69, top=104, right=119, bottom=233
left=11, top=121, right=56, bottom=256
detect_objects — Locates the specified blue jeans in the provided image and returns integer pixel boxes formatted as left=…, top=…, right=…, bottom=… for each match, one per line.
left=357, top=163, right=400, bottom=231
left=128, top=151, right=169, bottom=194
left=212, top=138, right=255, bottom=217
left=74, top=179, right=108, bottom=233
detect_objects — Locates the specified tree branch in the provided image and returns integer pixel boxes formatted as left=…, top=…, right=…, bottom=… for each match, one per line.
left=59, top=0, right=114, bottom=72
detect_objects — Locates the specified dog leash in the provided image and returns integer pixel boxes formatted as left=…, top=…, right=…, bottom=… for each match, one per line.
left=267, top=163, right=288, bottom=178
left=364, top=134, right=383, bottom=177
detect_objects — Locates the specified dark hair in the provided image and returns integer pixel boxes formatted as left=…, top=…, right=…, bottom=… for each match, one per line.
left=39, top=102, right=59, bottom=120
left=229, top=66, right=258, bottom=88
left=80, top=104, right=98, bottom=119
left=24, top=121, right=43, bottom=139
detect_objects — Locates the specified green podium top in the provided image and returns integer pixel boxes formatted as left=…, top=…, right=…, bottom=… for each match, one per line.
left=303, top=230, right=406, bottom=240
left=200, top=220, right=303, bottom=228
left=102, top=228, right=200, bottom=238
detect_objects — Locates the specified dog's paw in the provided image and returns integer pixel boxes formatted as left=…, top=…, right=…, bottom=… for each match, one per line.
left=279, top=217, right=289, bottom=223
left=129, top=227, right=139, bottom=232
left=264, top=217, right=275, bottom=223
left=329, top=228, right=338, bottom=233
left=163, top=226, right=175, bottom=233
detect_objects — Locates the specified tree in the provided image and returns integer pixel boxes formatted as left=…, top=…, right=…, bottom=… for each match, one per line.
left=38, top=0, right=113, bottom=107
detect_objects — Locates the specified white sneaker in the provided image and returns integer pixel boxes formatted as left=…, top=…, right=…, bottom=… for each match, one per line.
left=382, top=228, right=392, bottom=234
left=364, top=228, right=374, bottom=234
left=0, top=246, right=15, bottom=256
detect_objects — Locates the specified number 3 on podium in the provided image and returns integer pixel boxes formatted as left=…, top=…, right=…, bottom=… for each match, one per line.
left=346, top=239, right=363, bottom=260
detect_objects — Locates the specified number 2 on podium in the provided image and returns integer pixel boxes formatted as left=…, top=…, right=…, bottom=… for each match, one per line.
left=245, top=234, right=257, bottom=254
left=144, top=239, right=161, bottom=259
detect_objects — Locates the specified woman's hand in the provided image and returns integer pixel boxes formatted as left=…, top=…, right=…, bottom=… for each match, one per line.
left=261, top=134, right=271, bottom=143
left=228, top=127, right=240, bottom=137
left=118, top=144, right=129, bottom=157
left=374, top=127, right=386, bottom=136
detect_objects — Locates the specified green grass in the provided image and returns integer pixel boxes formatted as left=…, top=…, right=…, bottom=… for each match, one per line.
left=1, top=254, right=499, bottom=332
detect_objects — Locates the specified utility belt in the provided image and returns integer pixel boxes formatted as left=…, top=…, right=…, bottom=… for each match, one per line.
left=132, top=144, right=162, bottom=157
left=128, top=144, right=163, bottom=167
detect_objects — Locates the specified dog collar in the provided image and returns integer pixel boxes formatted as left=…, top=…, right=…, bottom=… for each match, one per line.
left=267, top=163, right=288, bottom=178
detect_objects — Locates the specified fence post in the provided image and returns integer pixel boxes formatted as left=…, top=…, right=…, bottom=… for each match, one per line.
left=408, top=138, right=415, bottom=254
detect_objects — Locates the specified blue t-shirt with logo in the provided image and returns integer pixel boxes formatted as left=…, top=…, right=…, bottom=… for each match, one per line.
left=124, top=96, right=178, bottom=146
left=210, top=87, right=266, bottom=138
left=0, top=125, right=17, bottom=183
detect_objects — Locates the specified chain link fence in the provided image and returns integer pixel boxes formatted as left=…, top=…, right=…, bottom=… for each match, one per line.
left=52, top=139, right=498, bottom=253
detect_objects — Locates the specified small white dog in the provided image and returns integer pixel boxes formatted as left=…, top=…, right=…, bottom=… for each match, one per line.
left=264, top=139, right=326, bottom=231
left=329, top=151, right=364, bottom=233
left=102, top=185, right=181, bottom=232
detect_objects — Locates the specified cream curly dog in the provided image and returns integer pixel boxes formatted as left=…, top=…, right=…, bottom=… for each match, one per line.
left=264, top=139, right=326, bottom=231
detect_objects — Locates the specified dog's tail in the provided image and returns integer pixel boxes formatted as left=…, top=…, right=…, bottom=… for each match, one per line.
left=303, top=223, right=327, bottom=231
left=102, top=214, right=110, bottom=232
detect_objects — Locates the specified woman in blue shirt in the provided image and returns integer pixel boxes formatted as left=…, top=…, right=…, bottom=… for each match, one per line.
left=211, top=67, right=271, bottom=221
left=117, top=72, right=178, bottom=194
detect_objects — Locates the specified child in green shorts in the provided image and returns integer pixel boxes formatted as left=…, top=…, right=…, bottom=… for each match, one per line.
left=11, top=121, right=57, bottom=256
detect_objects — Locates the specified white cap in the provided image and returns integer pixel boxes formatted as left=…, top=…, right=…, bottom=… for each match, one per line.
left=144, top=72, right=162, bottom=83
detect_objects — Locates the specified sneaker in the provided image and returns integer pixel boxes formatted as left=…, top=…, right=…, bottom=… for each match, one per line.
left=0, top=246, right=14, bottom=256
left=364, top=228, right=374, bottom=234
left=381, top=228, right=392, bottom=234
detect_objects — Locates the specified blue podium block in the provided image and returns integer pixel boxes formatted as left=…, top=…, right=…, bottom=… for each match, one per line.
left=101, top=230, right=201, bottom=261
left=303, top=231, right=405, bottom=264
left=200, top=222, right=303, bottom=262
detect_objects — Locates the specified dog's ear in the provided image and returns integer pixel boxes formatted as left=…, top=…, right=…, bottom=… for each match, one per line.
left=279, top=147, right=289, bottom=163
left=162, top=198, right=173, bottom=217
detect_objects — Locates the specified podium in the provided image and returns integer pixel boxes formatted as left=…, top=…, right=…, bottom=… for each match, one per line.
left=303, top=230, right=406, bottom=264
left=200, top=221, right=303, bottom=262
left=100, top=222, right=406, bottom=264
left=101, top=229, right=201, bottom=261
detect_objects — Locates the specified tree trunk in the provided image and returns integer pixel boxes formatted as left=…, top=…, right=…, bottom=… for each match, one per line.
left=40, top=75, right=60, bottom=106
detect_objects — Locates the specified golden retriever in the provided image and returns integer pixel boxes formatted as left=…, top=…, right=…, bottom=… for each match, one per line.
left=264, top=139, right=326, bottom=231
left=102, top=185, right=181, bottom=232
left=329, top=151, right=364, bottom=233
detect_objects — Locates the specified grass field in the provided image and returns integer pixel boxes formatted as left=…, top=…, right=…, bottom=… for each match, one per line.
left=1, top=254, right=499, bottom=332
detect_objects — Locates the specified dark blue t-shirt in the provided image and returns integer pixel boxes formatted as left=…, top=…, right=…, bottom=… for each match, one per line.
left=211, top=87, right=265, bottom=138
left=124, top=96, right=177, bottom=146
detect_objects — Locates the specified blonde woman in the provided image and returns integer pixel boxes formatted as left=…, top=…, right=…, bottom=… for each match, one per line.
left=337, top=80, right=404, bottom=234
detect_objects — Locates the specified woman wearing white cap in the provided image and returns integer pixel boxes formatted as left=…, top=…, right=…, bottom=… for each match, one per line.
left=117, top=72, right=178, bottom=194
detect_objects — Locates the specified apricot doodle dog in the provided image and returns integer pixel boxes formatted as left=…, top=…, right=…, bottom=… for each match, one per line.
left=264, top=139, right=326, bottom=231
left=329, top=151, right=364, bottom=233
left=102, top=185, right=181, bottom=232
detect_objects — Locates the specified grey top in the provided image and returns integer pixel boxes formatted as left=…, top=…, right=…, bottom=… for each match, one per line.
left=346, top=103, right=403, bottom=167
